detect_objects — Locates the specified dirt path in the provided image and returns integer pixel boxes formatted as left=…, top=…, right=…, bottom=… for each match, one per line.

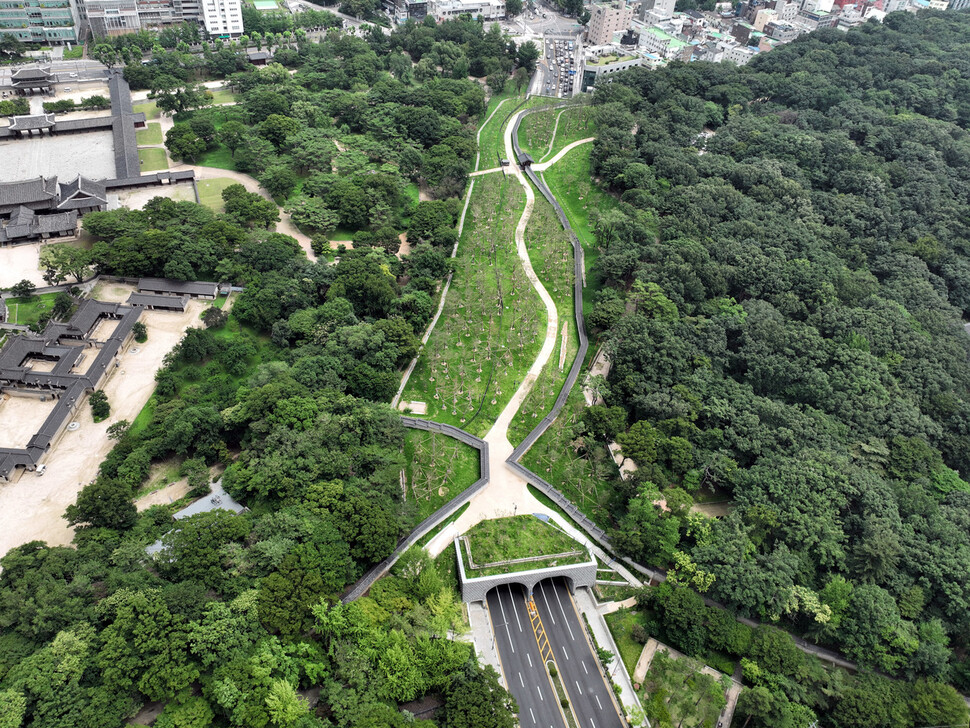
left=156, top=112, right=318, bottom=260
left=531, top=137, right=595, bottom=172
left=0, top=295, right=206, bottom=557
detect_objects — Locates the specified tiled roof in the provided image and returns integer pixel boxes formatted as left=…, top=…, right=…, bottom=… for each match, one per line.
left=139, top=278, right=219, bottom=297
left=0, top=177, right=58, bottom=208
left=8, top=114, right=56, bottom=131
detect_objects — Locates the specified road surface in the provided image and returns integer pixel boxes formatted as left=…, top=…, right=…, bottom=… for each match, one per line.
left=533, top=578, right=624, bottom=728
left=487, top=584, right=568, bottom=728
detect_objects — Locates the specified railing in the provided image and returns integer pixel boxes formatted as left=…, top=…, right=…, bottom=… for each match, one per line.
left=340, top=418, right=490, bottom=602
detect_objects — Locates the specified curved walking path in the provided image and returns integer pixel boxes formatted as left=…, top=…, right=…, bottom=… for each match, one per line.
left=151, top=109, right=317, bottom=260
left=539, top=107, right=568, bottom=163
left=531, top=137, right=595, bottom=172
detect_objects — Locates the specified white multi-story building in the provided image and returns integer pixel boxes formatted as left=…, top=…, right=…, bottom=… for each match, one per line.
left=587, top=0, right=635, bottom=45
left=429, top=0, right=504, bottom=20
left=201, top=0, right=242, bottom=37
left=637, top=0, right=674, bottom=22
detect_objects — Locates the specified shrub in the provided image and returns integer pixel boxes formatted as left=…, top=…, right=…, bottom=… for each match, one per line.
left=90, top=390, right=110, bottom=422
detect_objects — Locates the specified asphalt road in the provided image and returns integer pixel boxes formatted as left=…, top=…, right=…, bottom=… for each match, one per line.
left=533, top=578, right=624, bottom=728
left=487, top=584, right=567, bottom=728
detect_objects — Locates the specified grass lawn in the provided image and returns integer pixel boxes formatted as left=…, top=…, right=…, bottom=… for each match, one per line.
left=196, top=177, right=237, bottom=212
left=605, top=608, right=649, bottom=677
left=399, top=173, right=540, bottom=437
left=6, top=293, right=58, bottom=326
left=133, top=100, right=160, bottom=120
left=403, top=427, right=481, bottom=524
left=519, top=103, right=597, bottom=161
left=461, top=515, right=587, bottom=576
left=208, top=88, right=237, bottom=105
left=136, top=122, right=163, bottom=146
left=522, top=385, right=619, bottom=530
left=63, top=46, right=83, bottom=60
left=507, top=196, right=579, bottom=446
left=138, top=147, right=168, bottom=172
left=197, top=144, right=236, bottom=170
left=418, top=502, right=470, bottom=548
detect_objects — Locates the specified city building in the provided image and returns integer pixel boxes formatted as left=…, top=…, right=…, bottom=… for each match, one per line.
left=581, top=51, right=645, bottom=91
left=200, top=0, right=242, bottom=37
left=587, top=0, right=635, bottom=45
left=637, top=0, right=675, bottom=22
left=0, top=206, right=77, bottom=245
left=637, top=24, right=690, bottom=59
left=0, top=0, right=78, bottom=45
left=949, top=0, right=969, bottom=9
left=429, top=0, right=504, bottom=21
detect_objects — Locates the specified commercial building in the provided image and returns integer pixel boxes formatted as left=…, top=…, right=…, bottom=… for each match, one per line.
left=201, top=0, right=242, bottom=37
left=587, top=0, right=635, bottom=45
left=429, top=0, right=504, bottom=21
left=637, top=24, right=690, bottom=59
left=0, top=0, right=78, bottom=45
left=581, top=52, right=645, bottom=91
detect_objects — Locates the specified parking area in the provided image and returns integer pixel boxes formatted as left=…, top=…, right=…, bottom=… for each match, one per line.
left=541, top=37, right=579, bottom=98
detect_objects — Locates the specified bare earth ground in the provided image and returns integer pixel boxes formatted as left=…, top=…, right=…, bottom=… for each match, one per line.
left=110, top=181, right=196, bottom=211
left=0, top=292, right=206, bottom=558
left=0, top=130, right=116, bottom=183
left=0, top=395, right=58, bottom=448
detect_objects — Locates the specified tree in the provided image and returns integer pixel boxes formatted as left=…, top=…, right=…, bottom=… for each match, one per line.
left=39, top=244, right=91, bottom=283
left=487, top=71, right=506, bottom=95
left=222, top=184, right=280, bottom=229
left=202, top=306, right=229, bottom=328
left=132, top=321, right=147, bottom=342
left=91, top=43, right=119, bottom=68
left=189, top=116, right=217, bottom=147
left=505, top=0, right=522, bottom=15
left=441, top=662, right=517, bottom=728
left=217, top=120, right=248, bottom=157
left=513, top=66, right=530, bottom=91
left=516, top=41, right=540, bottom=72
left=165, top=124, right=206, bottom=162
left=582, top=404, right=626, bottom=442
left=65, top=479, right=137, bottom=530
left=10, top=279, right=34, bottom=299
left=106, top=420, right=131, bottom=440
left=89, top=390, right=110, bottom=422
left=259, top=164, right=298, bottom=202
left=258, top=113, right=302, bottom=151
left=0, top=34, right=26, bottom=59
left=286, top=197, right=339, bottom=236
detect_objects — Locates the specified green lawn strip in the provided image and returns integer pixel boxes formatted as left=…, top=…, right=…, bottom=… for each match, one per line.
left=543, top=105, right=597, bottom=160
left=197, top=145, right=236, bottom=170
left=518, top=106, right=561, bottom=160
left=208, top=88, right=237, bottom=104
left=403, top=428, right=481, bottom=523
left=541, top=144, right=624, bottom=317
left=521, top=385, right=619, bottom=530
left=196, top=177, right=237, bottom=212
left=6, top=293, right=58, bottom=326
left=136, top=122, right=163, bottom=146
left=604, top=608, right=649, bottom=677
left=507, top=196, right=579, bottom=445
left=399, top=173, right=541, bottom=437
left=63, top=46, right=83, bottom=60
left=133, top=101, right=160, bottom=120
left=129, top=396, right=157, bottom=437
left=460, top=515, right=587, bottom=577
left=138, top=147, right=168, bottom=172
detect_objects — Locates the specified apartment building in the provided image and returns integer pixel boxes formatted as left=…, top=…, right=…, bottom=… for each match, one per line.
left=587, top=0, right=634, bottom=45
left=0, top=0, right=78, bottom=44
left=200, top=0, right=241, bottom=36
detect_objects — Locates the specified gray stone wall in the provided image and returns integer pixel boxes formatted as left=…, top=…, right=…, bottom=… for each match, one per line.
left=455, top=536, right=597, bottom=603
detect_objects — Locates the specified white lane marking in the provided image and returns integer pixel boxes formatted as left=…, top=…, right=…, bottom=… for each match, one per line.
left=553, top=582, right=575, bottom=640
left=508, top=584, right=524, bottom=633
left=576, top=681, right=583, bottom=695
left=582, top=660, right=588, bottom=675
left=527, top=653, right=533, bottom=668
left=529, top=708, right=536, bottom=724
left=519, top=672, right=525, bottom=688
left=538, top=582, right=556, bottom=625
left=590, top=719, right=597, bottom=728
left=495, top=593, right=515, bottom=654
left=537, top=685, right=544, bottom=701
left=562, top=647, right=569, bottom=661
left=595, top=695, right=602, bottom=710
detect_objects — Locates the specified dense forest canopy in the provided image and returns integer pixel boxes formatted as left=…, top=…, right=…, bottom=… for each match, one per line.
left=586, top=10, right=970, bottom=726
